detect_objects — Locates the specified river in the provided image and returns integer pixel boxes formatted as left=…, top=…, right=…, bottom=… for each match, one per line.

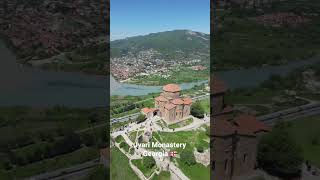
left=0, top=40, right=206, bottom=107
left=0, top=40, right=108, bottom=107
left=216, top=57, right=320, bottom=89
left=1, top=39, right=320, bottom=107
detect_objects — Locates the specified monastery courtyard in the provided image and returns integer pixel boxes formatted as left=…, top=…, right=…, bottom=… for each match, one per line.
left=111, top=114, right=210, bottom=180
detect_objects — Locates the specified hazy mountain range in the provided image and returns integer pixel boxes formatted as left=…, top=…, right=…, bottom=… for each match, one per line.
left=110, top=30, right=209, bottom=59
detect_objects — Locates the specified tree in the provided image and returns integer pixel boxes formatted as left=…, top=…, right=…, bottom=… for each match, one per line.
left=136, top=114, right=146, bottom=123
left=51, top=132, right=82, bottom=156
left=191, top=102, right=205, bottom=118
left=180, top=149, right=196, bottom=166
left=197, top=145, right=204, bottom=153
left=2, top=160, right=12, bottom=170
left=82, top=133, right=95, bottom=147
left=88, top=112, right=99, bottom=123
left=257, top=122, right=303, bottom=177
left=144, top=156, right=156, bottom=168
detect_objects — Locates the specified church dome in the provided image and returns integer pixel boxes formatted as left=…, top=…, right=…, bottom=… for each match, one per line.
left=163, top=84, right=181, bottom=92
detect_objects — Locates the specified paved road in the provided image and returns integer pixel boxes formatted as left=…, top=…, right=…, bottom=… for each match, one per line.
left=257, top=102, right=320, bottom=125
left=26, top=159, right=100, bottom=180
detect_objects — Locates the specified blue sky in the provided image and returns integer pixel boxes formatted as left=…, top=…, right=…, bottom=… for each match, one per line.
left=110, top=0, right=210, bottom=40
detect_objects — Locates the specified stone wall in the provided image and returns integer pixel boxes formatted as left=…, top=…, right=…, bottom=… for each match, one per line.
left=163, top=91, right=180, bottom=99
left=212, top=93, right=225, bottom=114
left=213, top=135, right=258, bottom=180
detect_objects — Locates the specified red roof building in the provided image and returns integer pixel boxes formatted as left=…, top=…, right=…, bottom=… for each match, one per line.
left=213, top=114, right=270, bottom=137
left=142, top=84, right=192, bottom=123
left=183, top=97, right=193, bottom=105
left=164, top=103, right=176, bottom=110
left=212, top=78, right=270, bottom=180
left=163, top=83, right=181, bottom=92
left=155, top=96, right=168, bottom=102
left=171, top=98, right=184, bottom=105
left=141, top=108, right=152, bottom=114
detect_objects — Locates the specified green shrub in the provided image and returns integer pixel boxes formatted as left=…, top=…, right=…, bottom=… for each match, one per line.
left=197, top=146, right=204, bottom=153
left=191, top=102, right=205, bottom=118
left=180, top=149, right=196, bottom=166
left=258, top=122, right=303, bottom=176
left=144, top=156, right=156, bottom=168
left=136, top=114, right=146, bottom=123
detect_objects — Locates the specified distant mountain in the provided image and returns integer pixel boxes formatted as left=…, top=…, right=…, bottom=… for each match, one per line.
left=110, top=30, right=209, bottom=58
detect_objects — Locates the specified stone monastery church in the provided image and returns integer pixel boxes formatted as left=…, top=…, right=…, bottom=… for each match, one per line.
left=141, top=84, right=192, bottom=124
left=211, top=77, right=270, bottom=180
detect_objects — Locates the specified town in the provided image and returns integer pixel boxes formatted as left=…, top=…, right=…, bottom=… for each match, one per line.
left=0, top=0, right=108, bottom=74
left=110, top=30, right=209, bottom=85
left=111, top=48, right=206, bottom=81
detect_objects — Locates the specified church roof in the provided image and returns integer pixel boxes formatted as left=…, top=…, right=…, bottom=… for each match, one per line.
left=213, top=114, right=270, bottom=137
left=141, top=108, right=152, bottom=114
left=183, top=97, right=192, bottom=105
left=164, top=103, right=176, bottom=110
left=211, top=76, right=227, bottom=94
left=172, top=98, right=184, bottom=105
left=234, top=114, right=271, bottom=135
left=163, top=84, right=181, bottom=92
left=155, top=96, right=168, bottom=102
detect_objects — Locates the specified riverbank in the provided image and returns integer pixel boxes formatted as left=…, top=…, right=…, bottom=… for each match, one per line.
left=0, top=36, right=109, bottom=76
left=0, top=40, right=108, bottom=107
left=123, top=67, right=209, bottom=86
left=226, top=61, right=320, bottom=116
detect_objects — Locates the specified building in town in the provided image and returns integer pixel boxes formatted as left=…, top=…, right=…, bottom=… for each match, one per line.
left=211, top=77, right=270, bottom=180
left=216, top=0, right=282, bottom=9
left=141, top=84, right=192, bottom=124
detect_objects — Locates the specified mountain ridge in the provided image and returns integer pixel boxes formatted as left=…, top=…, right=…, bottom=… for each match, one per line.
left=110, top=30, right=209, bottom=58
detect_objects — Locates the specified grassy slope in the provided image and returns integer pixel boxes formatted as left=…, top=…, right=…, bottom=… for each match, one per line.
left=287, top=115, right=320, bottom=168
left=177, top=159, right=210, bottom=180
left=0, top=147, right=98, bottom=179
left=199, top=98, right=210, bottom=114
left=111, top=148, right=139, bottom=180
left=0, top=107, right=107, bottom=179
left=81, top=165, right=108, bottom=180
left=157, top=127, right=210, bottom=179
left=159, top=127, right=209, bottom=153
left=131, top=158, right=156, bottom=178
left=152, top=171, right=171, bottom=180
left=168, top=118, right=194, bottom=129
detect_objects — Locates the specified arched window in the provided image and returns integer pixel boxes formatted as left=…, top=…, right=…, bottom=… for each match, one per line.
left=243, top=153, right=247, bottom=164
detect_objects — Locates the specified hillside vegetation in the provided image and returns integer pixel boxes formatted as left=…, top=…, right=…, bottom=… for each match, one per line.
left=213, top=0, right=320, bottom=70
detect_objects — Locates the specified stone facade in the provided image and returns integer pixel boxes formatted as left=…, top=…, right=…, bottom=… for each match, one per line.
left=141, top=84, right=192, bottom=123
left=211, top=77, right=270, bottom=180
